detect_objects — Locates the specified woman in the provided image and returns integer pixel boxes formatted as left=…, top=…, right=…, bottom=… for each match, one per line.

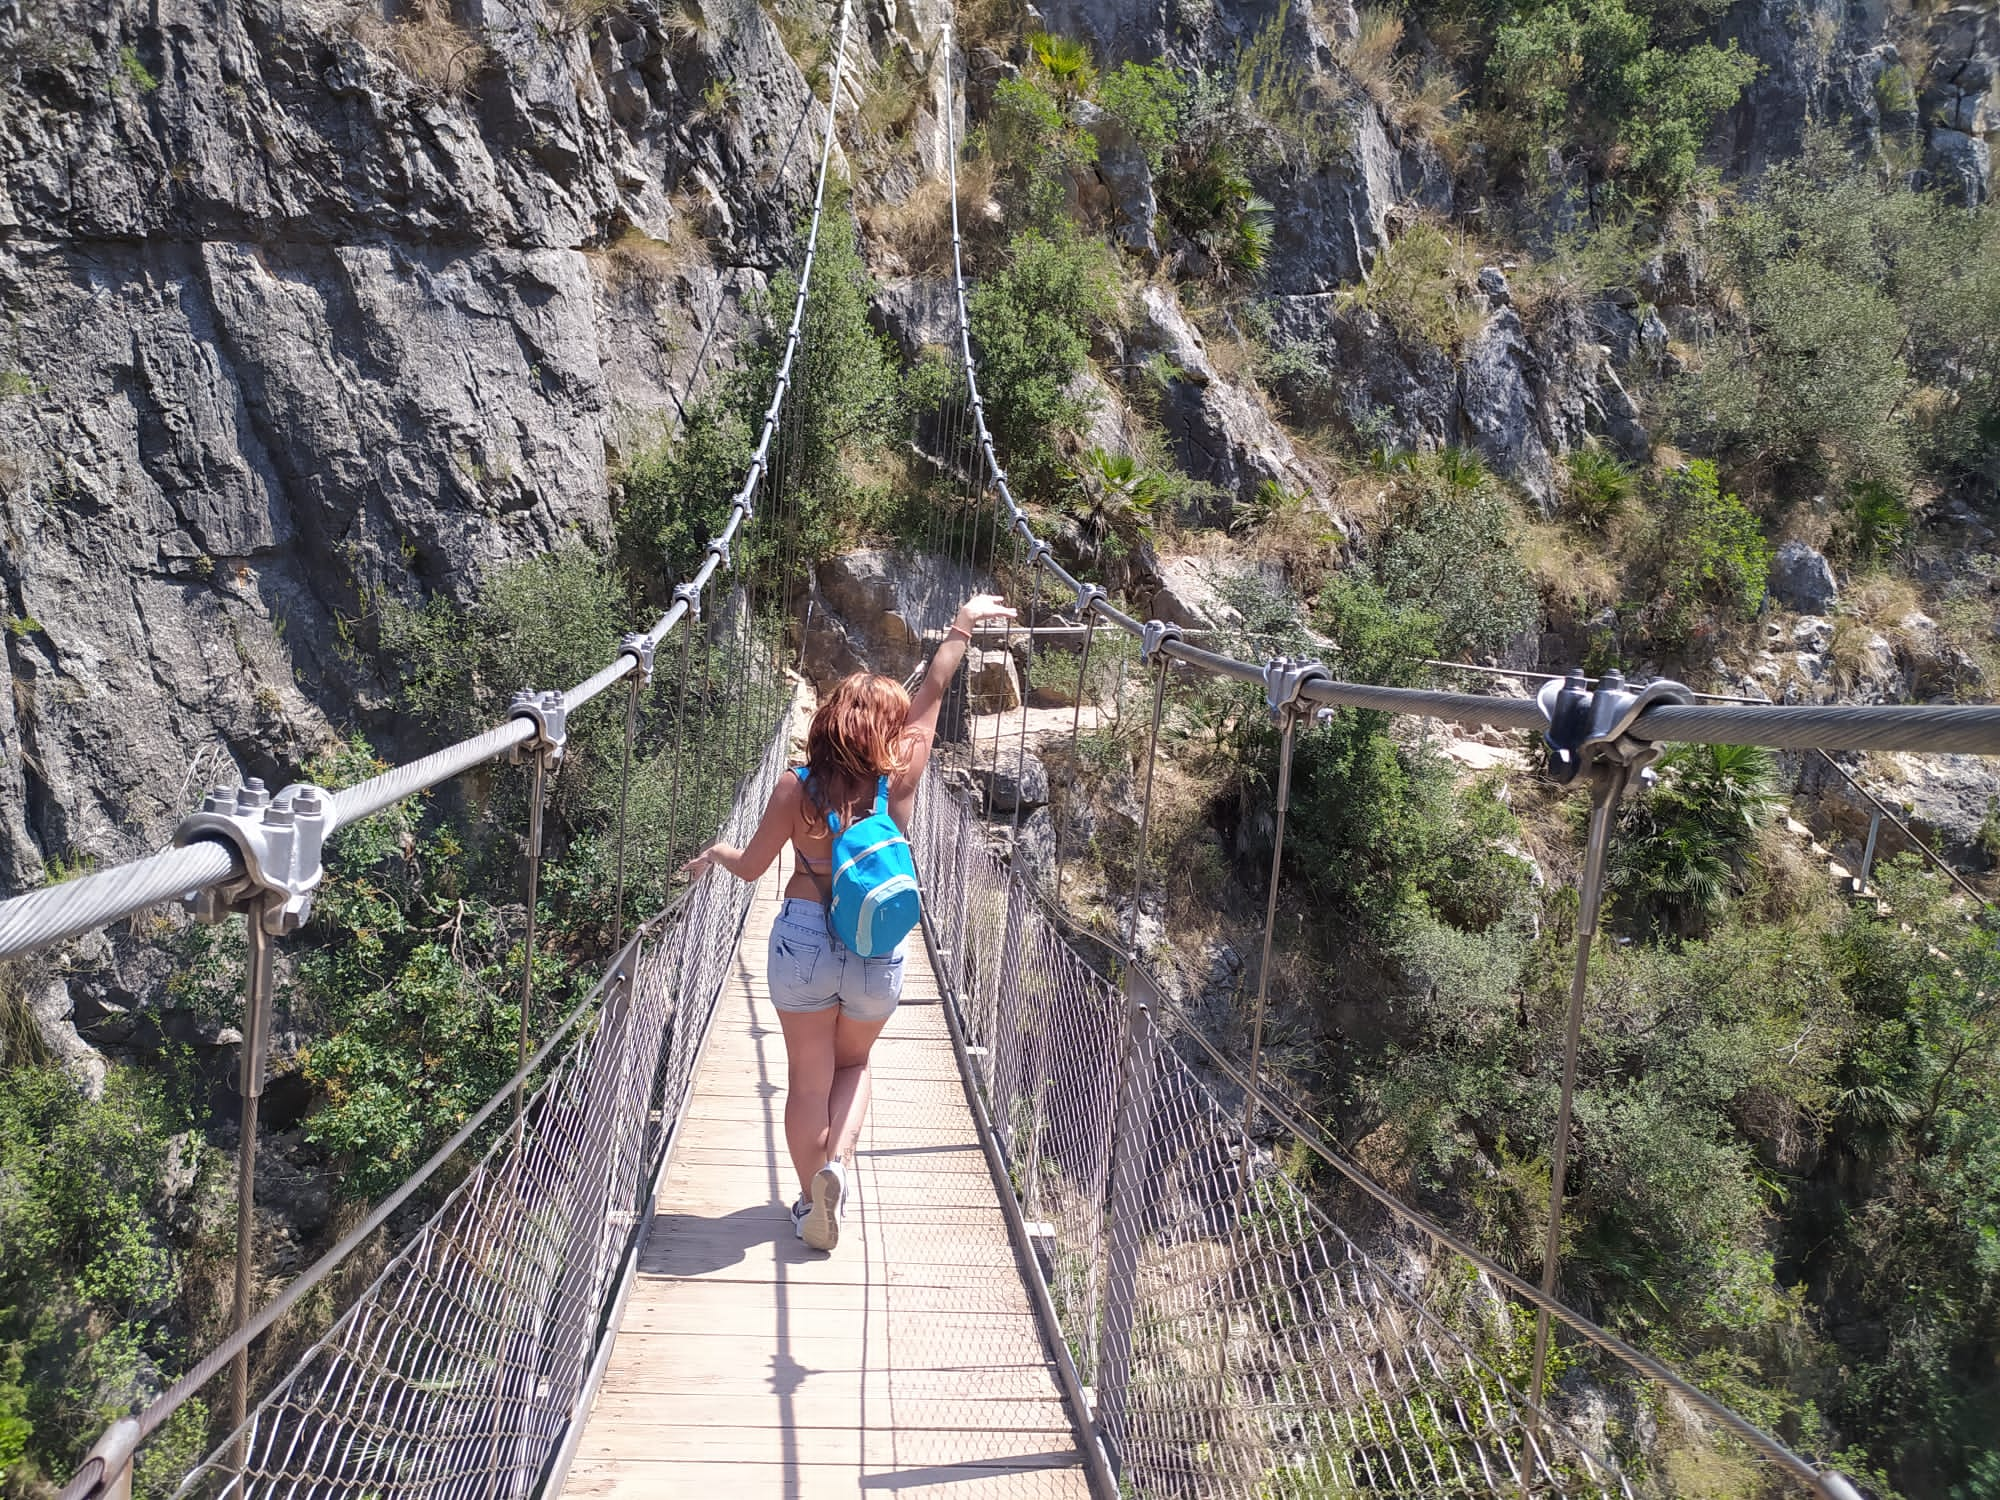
left=683, top=592, right=1014, bottom=1251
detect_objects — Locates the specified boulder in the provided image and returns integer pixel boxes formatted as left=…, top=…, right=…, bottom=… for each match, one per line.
left=967, top=650, right=1022, bottom=713
left=1148, top=557, right=1247, bottom=632
left=1770, top=541, right=1840, bottom=614
left=1078, top=101, right=1159, bottom=260
left=978, top=750, right=1050, bottom=812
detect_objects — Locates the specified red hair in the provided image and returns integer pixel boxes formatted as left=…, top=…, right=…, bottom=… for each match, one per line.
left=802, top=673, right=911, bottom=827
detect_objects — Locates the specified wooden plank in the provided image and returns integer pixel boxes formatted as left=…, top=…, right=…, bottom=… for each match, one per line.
left=562, top=854, right=1086, bottom=1499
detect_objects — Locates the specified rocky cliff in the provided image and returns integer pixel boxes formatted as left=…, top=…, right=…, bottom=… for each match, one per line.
left=0, top=0, right=851, bottom=899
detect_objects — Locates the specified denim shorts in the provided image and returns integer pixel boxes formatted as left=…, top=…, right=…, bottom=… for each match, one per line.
left=767, top=898, right=906, bottom=1022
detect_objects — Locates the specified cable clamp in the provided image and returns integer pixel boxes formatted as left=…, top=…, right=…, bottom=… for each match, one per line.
left=1024, top=538, right=1052, bottom=567
left=1262, top=657, right=1332, bottom=727
left=619, top=632, right=656, bottom=687
left=706, top=538, right=733, bottom=572
left=1536, top=668, right=1693, bottom=785
left=1075, top=582, right=1107, bottom=617
left=509, top=689, right=569, bottom=767
left=673, top=581, right=703, bottom=622
left=174, top=778, right=332, bottom=934
left=1139, top=620, right=1183, bottom=667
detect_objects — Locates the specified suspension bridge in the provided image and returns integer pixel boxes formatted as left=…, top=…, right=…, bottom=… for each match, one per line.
left=3, top=8, right=1993, bottom=1497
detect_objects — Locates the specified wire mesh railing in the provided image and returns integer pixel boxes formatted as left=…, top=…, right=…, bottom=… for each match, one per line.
left=911, top=769, right=1633, bottom=1499
left=170, top=723, right=793, bottom=1500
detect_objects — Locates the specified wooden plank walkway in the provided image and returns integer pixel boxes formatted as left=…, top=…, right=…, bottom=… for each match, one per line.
left=562, top=854, right=1093, bottom=1500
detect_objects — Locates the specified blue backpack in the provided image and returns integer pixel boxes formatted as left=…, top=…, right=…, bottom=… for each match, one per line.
left=795, top=769, right=923, bottom=957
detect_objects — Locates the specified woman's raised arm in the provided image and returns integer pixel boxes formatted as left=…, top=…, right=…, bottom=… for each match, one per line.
left=906, top=593, right=1014, bottom=745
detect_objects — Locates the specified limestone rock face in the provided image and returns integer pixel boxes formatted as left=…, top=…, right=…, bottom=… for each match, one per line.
left=0, top=0, right=831, bottom=894
left=1264, top=278, right=1643, bottom=507
left=1122, top=284, right=1321, bottom=518
left=1077, top=101, right=1159, bottom=261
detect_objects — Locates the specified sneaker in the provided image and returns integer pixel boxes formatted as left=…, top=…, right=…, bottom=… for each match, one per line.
left=789, top=1200, right=811, bottom=1240
left=802, top=1159, right=846, bottom=1251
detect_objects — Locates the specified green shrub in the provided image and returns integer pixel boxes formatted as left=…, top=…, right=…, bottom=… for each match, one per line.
left=1644, top=460, right=1769, bottom=645
left=1561, top=446, right=1636, bottom=531
left=616, top=398, right=752, bottom=605
left=968, top=231, right=1119, bottom=497
left=0, top=1063, right=189, bottom=1490
left=1373, top=475, right=1538, bottom=662
left=988, top=73, right=1098, bottom=232
left=1484, top=0, right=1756, bottom=202
left=1610, top=742, right=1780, bottom=940
left=1664, top=145, right=2000, bottom=496
left=1096, top=60, right=1186, bottom=172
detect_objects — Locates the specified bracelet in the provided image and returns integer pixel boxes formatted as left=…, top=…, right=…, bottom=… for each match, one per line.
left=946, top=624, right=973, bottom=643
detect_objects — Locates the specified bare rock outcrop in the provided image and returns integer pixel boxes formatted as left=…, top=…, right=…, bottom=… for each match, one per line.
left=0, top=0, right=831, bottom=894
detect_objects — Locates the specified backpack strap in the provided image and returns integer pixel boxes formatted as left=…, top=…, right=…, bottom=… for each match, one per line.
left=873, top=775, right=890, bottom=818
left=797, top=765, right=842, bottom=834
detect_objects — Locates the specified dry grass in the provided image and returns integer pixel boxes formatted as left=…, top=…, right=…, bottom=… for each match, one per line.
left=1746, top=822, right=1838, bottom=926
left=1516, top=516, right=1623, bottom=622
left=1340, top=6, right=1407, bottom=110
left=1396, top=67, right=1466, bottom=151
left=956, top=0, right=1024, bottom=53
left=770, top=3, right=827, bottom=78
left=860, top=62, right=922, bottom=138
left=350, top=0, right=487, bottom=100
left=859, top=160, right=998, bottom=275
left=594, top=224, right=705, bottom=292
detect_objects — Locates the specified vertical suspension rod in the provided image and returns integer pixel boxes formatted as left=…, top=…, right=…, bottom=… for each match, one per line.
left=515, top=748, right=550, bottom=1125
left=1122, top=658, right=1170, bottom=962
left=1521, top=763, right=1629, bottom=1485
left=230, top=895, right=278, bottom=1456
left=1235, top=706, right=1300, bottom=1213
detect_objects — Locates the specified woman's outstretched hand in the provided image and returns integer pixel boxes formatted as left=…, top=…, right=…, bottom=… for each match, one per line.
left=953, top=594, right=1017, bottom=637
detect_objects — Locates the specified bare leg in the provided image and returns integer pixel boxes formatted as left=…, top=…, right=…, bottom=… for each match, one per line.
left=776, top=1008, right=839, bottom=1199
left=827, top=1015, right=890, bottom=1165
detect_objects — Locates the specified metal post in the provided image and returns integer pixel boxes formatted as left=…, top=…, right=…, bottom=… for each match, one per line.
left=1054, top=613, right=1097, bottom=904
left=1123, top=658, right=1170, bottom=962
left=611, top=672, right=641, bottom=952
left=231, top=894, right=278, bottom=1449
left=991, top=874, right=1029, bottom=1151
left=1097, top=968, right=1158, bottom=1472
left=1235, top=707, right=1301, bottom=1215
left=516, top=748, right=549, bottom=1125
left=1856, top=807, right=1882, bottom=893
left=1522, top=763, right=1629, bottom=1484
